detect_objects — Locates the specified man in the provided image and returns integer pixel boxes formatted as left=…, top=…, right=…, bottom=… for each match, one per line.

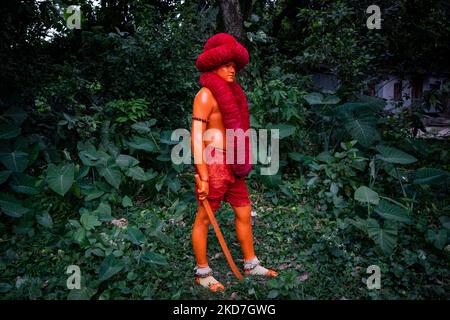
left=191, top=33, right=278, bottom=292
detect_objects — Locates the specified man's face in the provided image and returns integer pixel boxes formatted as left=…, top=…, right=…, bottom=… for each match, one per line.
left=213, top=61, right=236, bottom=83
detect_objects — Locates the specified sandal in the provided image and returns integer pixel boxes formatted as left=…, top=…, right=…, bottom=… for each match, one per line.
left=194, top=266, right=225, bottom=292
left=243, top=257, right=279, bottom=277
left=195, top=276, right=225, bottom=292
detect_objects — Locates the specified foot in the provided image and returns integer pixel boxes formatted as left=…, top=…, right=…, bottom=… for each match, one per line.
left=194, top=266, right=225, bottom=292
left=195, top=275, right=225, bottom=292
left=243, top=257, right=278, bottom=277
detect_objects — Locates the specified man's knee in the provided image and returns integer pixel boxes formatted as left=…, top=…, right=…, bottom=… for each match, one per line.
left=235, top=209, right=251, bottom=224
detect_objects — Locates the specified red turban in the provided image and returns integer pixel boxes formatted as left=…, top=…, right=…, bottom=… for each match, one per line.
left=196, top=33, right=249, bottom=72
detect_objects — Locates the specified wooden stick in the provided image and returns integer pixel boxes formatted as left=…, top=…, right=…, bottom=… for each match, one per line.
left=195, top=174, right=244, bottom=281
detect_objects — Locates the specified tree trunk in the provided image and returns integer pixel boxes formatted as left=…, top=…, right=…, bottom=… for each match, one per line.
left=219, top=0, right=245, bottom=41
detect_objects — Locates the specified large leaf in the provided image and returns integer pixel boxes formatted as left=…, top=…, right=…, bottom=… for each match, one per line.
left=344, top=119, right=380, bottom=147
left=142, top=251, right=168, bottom=266
left=126, top=166, right=148, bottom=181
left=0, top=124, right=21, bottom=139
left=131, top=120, right=156, bottom=134
left=0, top=193, right=31, bottom=218
left=0, top=150, right=29, bottom=172
left=36, top=212, right=53, bottom=228
left=413, top=167, right=450, bottom=185
left=366, top=219, right=398, bottom=256
left=374, top=200, right=412, bottom=224
left=46, top=163, right=75, bottom=196
left=304, top=92, right=324, bottom=105
left=9, top=172, right=39, bottom=195
left=267, top=124, right=296, bottom=139
left=354, top=186, right=379, bottom=205
left=97, top=165, right=122, bottom=189
left=0, top=170, right=12, bottom=184
left=439, top=216, right=450, bottom=230
left=98, top=255, right=124, bottom=281
left=4, top=106, right=28, bottom=124
left=376, top=145, right=417, bottom=164
left=127, top=227, right=145, bottom=245
left=82, top=188, right=104, bottom=201
left=80, top=212, right=101, bottom=230
left=116, top=154, right=139, bottom=168
left=425, top=229, right=447, bottom=250
left=127, top=136, right=157, bottom=152
left=78, top=150, right=99, bottom=166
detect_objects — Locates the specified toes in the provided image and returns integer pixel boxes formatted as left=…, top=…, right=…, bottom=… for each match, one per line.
left=210, top=282, right=225, bottom=292
left=266, top=269, right=278, bottom=277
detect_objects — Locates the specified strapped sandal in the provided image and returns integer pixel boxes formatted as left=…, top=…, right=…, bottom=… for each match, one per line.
left=194, top=266, right=225, bottom=292
left=243, top=257, right=279, bottom=277
left=195, top=277, right=225, bottom=292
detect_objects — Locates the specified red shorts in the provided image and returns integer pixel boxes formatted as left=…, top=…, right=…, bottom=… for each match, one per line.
left=195, top=147, right=251, bottom=212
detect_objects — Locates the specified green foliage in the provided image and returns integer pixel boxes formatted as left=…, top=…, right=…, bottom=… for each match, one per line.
left=0, top=0, right=449, bottom=300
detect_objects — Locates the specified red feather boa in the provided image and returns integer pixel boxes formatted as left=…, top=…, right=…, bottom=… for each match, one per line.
left=200, top=72, right=252, bottom=178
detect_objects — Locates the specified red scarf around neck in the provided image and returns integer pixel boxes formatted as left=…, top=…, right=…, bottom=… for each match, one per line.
left=199, top=71, right=252, bottom=177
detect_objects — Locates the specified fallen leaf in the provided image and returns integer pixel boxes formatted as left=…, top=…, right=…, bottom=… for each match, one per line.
left=298, top=272, right=309, bottom=281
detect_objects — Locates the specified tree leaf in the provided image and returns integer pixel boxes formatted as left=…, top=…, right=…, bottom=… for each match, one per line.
left=376, top=145, right=418, bottom=164
left=267, top=124, right=296, bottom=139
left=80, top=212, right=101, bottom=231
left=425, top=229, right=447, bottom=250
left=131, top=120, right=156, bottom=134
left=116, top=154, right=139, bottom=168
left=98, top=255, right=124, bottom=281
left=126, top=166, right=148, bottom=181
left=4, top=106, right=28, bottom=124
left=122, top=196, right=132, bottom=207
left=46, top=163, right=75, bottom=196
left=78, top=150, right=99, bottom=167
left=0, top=150, right=29, bottom=172
left=304, top=92, right=324, bottom=105
left=0, top=170, right=12, bottom=185
left=142, top=251, right=168, bottom=266
left=127, top=136, right=157, bottom=152
left=354, top=186, right=379, bottom=205
left=36, top=212, right=53, bottom=228
left=366, top=219, right=397, bottom=256
left=9, top=172, right=39, bottom=195
left=127, top=227, right=145, bottom=245
left=374, top=199, right=412, bottom=224
left=413, top=167, right=450, bottom=185
left=344, top=119, right=380, bottom=147
left=97, top=165, right=122, bottom=189
left=439, top=216, right=450, bottom=230
left=0, top=193, right=31, bottom=218
left=83, top=188, right=104, bottom=201
left=0, top=124, right=21, bottom=139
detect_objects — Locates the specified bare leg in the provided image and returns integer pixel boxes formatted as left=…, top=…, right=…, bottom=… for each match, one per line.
left=192, top=203, right=225, bottom=291
left=233, top=204, right=278, bottom=277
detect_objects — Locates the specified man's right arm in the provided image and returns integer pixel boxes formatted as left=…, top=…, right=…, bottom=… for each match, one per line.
left=191, top=88, right=213, bottom=182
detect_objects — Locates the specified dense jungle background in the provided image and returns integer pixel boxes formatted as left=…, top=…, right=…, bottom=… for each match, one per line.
left=0, top=0, right=449, bottom=300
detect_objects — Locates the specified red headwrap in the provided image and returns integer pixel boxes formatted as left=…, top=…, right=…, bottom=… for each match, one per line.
left=195, top=33, right=252, bottom=178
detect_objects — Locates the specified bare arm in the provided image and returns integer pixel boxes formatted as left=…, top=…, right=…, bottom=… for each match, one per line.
left=191, top=88, right=214, bottom=182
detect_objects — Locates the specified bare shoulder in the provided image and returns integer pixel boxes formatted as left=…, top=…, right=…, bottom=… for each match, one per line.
left=194, top=87, right=217, bottom=108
